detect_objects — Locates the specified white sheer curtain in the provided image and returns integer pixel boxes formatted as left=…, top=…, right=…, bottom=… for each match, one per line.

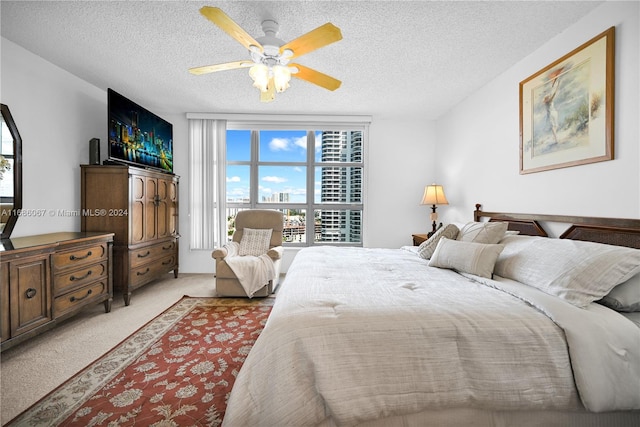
left=188, top=118, right=227, bottom=250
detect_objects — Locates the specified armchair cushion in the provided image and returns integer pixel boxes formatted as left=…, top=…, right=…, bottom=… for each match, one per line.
left=239, top=228, right=273, bottom=256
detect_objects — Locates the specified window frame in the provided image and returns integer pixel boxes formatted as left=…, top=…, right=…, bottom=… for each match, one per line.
left=226, top=122, right=367, bottom=247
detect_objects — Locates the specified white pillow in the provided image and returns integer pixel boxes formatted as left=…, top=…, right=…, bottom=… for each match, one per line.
left=428, top=237, right=504, bottom=279
left=457, top=221, right=508, bottom=244
left=417, top=224, right=459, bottom=260
left=499, top=230, right=520, bottom=242
left=598, top=274, right=640, bottom=312
left=238, top=228, right=272, bottom=256
left=495, top=235, right=640, bottom=308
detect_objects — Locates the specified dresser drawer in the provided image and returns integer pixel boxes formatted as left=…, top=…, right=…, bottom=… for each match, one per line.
left=53, top=243, right=108, bottom=272
left=129, top=254, right=177, bottom=287
left=129, top=240, right=177, bottom=268
left=53, top=261, right=108, bottom=294
left=54, top=280, right=109, bottom=317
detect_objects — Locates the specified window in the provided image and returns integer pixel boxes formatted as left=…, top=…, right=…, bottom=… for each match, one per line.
left=225, top=127, right=365, bottom=246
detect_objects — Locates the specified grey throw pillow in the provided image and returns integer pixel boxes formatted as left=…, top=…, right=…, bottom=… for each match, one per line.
left=417, top=224, right=460, bottom=260
left=457, top=221, right=508, bottom=244
left=428, top=238, right=505, bottom=279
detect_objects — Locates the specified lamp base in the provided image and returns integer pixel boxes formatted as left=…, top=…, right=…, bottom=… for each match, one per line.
left=427, top=222, right=443, bottom=238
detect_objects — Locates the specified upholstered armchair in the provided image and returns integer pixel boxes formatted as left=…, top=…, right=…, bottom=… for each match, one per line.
left=212, top=209, right=284, bottom=297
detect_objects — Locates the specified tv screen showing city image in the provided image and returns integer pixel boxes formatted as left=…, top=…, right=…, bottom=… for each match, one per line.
left=108, top=88, right=173, bottom=173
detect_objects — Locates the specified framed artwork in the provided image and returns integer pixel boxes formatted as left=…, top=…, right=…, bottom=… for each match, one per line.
left=519, top=27, right=614, bottom=174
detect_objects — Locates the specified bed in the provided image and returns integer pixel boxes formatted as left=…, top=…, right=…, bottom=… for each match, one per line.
left=222, top=205, right=640, bottom=427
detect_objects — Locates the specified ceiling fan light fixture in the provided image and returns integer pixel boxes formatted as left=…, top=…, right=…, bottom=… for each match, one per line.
left=249, top=63, right=270, bottom=92
left=272, top=65, right=291, bottom=93
left=193, top=7, right=343, bottom=101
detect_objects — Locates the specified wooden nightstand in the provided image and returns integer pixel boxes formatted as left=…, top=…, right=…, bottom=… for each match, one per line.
left=412, top=234, right=429, bottom=246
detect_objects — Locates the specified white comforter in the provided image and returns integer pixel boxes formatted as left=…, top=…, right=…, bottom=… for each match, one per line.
left=223, top=247, right=640, bottom=426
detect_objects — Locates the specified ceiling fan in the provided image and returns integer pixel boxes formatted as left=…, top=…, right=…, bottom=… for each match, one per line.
left=189, top=7, right=343, bottom=102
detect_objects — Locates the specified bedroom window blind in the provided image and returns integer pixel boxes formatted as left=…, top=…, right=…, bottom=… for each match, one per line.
left=188, top=118, right=227, bottom=250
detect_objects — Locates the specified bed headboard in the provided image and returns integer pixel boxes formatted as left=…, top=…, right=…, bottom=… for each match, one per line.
left=473, top=204, right=640, bottom=249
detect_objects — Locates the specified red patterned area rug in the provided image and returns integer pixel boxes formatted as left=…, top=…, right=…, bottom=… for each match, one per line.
left=7, top=296, right=274, bottom=427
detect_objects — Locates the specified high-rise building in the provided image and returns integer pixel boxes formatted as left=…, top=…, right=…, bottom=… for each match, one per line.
left=320, top=131, right=362, bottom=243
left=262, top=192, right=290, bottom=203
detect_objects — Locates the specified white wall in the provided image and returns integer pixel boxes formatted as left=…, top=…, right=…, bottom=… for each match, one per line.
left=2, top=39, right=107, bottom=236
left=366, top=117, right=437, bottom=248
left=437, top=1, right=640, bottom=226
left=1, top=37, right=435, bottom=274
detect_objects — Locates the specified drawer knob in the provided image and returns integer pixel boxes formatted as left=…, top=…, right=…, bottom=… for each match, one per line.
left=137, top=251, right=151, bottom=258
left=70, top=289, right=92, bottom=302
left=25, top=288, right=37, bottom=299
left=70, top=251, right=92, bottom=261
left=137, top=268, right=150, bottom=276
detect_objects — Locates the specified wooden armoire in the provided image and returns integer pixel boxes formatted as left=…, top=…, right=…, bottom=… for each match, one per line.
left=81, top=164, right=179, bottom=305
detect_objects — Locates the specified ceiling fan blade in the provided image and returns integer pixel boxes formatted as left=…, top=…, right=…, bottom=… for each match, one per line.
left=260, top=77, right=276, bottom=102
left=189, top=60, right=254, bottom=75
left=280, top=23, right=342, bottom=59
left=200, top=6, right=263, bottom=53
left=290, top=64, right=341, bottom=91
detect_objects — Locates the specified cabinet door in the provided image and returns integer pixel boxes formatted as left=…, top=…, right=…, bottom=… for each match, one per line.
left=9, top=255, right=52, bottom=337
left=1, top=262, right=9, bottom=343
left=145, top=177, right=158, bottom=241
left=129, top=171, right=177, bottom=245
left=156, top=178, right=169, bottom=239
left=168, top=178, right=179, bottom=237
left=130, top=174, right=146, bottom=244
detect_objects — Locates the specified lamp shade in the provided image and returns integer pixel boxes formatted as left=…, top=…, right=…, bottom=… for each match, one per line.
left=249, top=64, right=270, bottom=92
left=421, top=184, right=449, bottom=205
left=272, top=65, right=291, bottom=93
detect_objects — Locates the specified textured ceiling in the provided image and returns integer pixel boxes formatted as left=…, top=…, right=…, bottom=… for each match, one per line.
left=1, top=1, right=601, bottom=120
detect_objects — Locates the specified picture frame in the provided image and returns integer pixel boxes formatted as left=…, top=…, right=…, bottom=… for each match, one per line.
left=519, top=27, right=614, bottom=174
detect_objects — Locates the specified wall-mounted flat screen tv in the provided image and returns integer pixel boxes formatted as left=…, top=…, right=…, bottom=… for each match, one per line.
left=107, top=88, right=173, bottom=173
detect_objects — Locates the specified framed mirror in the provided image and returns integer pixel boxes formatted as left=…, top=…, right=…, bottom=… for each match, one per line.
left=1, top=104, right=23, bottom=240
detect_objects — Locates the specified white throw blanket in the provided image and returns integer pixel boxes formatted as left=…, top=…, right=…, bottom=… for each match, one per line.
left=222, top=242, right=275, bottom=297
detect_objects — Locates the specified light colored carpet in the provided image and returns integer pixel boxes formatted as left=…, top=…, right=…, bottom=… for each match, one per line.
left=0, top=273, right=266, bottom=424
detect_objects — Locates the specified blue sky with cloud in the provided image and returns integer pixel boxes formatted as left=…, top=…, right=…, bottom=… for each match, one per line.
left=226, top=130, right=321, bottom=203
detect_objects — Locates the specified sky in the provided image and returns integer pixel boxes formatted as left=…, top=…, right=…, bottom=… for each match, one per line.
left=226, top=129, right=317, bottom=203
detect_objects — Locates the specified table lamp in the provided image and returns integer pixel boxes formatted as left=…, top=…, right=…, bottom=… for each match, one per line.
left=420, top=184, right=449, bottom=236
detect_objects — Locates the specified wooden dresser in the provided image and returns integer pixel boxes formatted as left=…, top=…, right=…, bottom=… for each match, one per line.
left=1, top=231, right=114, bottom=352
left=80, top=165, right=179, bottom=305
